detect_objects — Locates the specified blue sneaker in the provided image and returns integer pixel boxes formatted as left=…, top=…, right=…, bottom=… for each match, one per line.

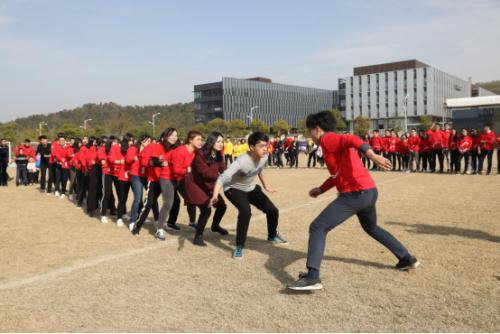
left=268, top=233, right=288, bottom=245
left=233, top=246, right=243, bottom=260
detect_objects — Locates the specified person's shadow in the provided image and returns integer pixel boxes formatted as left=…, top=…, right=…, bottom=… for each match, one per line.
left=203, top=231, right=394, bottom=294
left=386, top=221, right=500, bottom=243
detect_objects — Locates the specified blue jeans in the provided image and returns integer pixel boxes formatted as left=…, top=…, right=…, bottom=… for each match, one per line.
left=306, top=188, right=410, bottom=271
left=130, top=176, right=159, bottom=223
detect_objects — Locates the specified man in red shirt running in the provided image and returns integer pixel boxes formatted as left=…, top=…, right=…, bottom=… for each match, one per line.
left=288, top=111, right=419, bottom=291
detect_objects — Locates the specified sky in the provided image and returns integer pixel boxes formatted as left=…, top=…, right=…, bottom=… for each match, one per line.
left=1, top=0, right=500, bottom=122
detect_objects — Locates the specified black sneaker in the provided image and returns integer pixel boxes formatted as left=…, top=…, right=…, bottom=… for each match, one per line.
left=287, top=272, right=323, bottom=291
left=193, top=235, right=207, bottom=247
left=396, top=256, right=420, bottom=271
left=188, top=222, right=197, bottom=228
left=166, top=223, right=181, bottom=231
left=211, top=225, right=228, bottom=236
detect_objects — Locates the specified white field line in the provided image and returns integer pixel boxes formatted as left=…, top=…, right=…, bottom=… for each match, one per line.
left=0, top=173, right=413, bottom=291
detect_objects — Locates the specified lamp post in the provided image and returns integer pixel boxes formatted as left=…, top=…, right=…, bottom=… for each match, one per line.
left=148, top=113, right=161, bottom=138
left=38, top=122, right=48, bottom=136
left=247, top=106, right=259, bottom=125
left=403, top=94, right=409, bottom=133
left=80, top=119, right=92, bottom=131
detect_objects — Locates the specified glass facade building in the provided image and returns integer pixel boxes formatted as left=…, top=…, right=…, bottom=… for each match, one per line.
left=194, top=77, right=336, bottom=127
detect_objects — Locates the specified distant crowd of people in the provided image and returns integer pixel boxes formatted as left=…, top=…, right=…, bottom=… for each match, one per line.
left=360, top=123, right=499, bottom=175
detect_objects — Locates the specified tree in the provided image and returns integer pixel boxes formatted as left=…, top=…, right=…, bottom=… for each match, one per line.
left=272, top=119, right=290, bottom=136
left=227, top=119, right=247, bottom=137
left=54, top=123, right=84, bottom=138
left=192, top=123, right=208, bottom=135
left=353, top=116, right=370, bottom=136
left=419, top=116, right=433, bottom=131
left=206, top=118, right=228, bottom=134
left=297, top=119, right=307, bottom=134
left=250, top=119, right=269, bottom=134
left=330, top=109, right=347, bottom=131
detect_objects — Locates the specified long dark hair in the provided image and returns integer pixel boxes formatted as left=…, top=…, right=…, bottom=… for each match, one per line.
left=160, top=128, right=179, bottom=152
left=105, top=135, right=117, bottom=154
left=121, top=133, right=135, bottom=155
left=202, top=131, right=223, bottom=162
left=185, top=130, right=203, bottom=146
left=73, top=138, right=82, bottom=153
left=451, top=129, right=460, bottom=143
left=136, top=134, right=151, bottom=150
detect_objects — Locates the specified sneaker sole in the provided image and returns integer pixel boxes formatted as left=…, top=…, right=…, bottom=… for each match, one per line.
left=287, top=283, right=324, bottom=291
left=398, top=261, right=421, bottom=271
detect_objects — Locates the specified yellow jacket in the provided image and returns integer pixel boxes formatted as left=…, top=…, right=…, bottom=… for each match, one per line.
left=233, top=143, right=249, bottom=158
left=224, top=141, right=234, bottom=155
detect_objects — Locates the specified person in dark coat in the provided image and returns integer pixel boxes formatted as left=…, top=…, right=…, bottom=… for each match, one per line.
left=185, top=131, right=228, bottom=246
left=0, top=138, right=10, bottom=186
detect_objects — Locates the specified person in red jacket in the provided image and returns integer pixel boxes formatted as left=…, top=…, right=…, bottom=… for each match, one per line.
left=83, top=137, right=102, bottom=215
left=408, top=128, right=421, bottom=172
left=360, top=133, right=371, bottom=170
left=470, top=128, right=481, bottom=174
left=427, top=123, right=445, bottom=173
left=496, top=131, right=500, bottom=175
left=52, top=133, right=70, bottom=198
left=287, top=111, right=418, bottom=291
left=75, top=136, right=89, bottom=207
left=448, top=128, right=460, bottom=174
left=478, top=125, right=496, bottom=175
left=369, top=130, right=384, bottom=171
left=458, top=129, right=473, bottom=175
left=420, top=132, right=432, bottom=172
left=115, top=134, right=135, bottom=228
left=399, top=135, right=410, bottom=172
left=186, top=131, right=228, bottom=246
left=66, top=138, right=78, bottom=200
left=442, top=123, right=452, bottom=173
left=98, top=136, right=117, bottom=223
left=382, top=130, right=391, bottom=159
left=388, top=130, right=400, bottom=171
left=130, top=128, right=179, bottom=238
left=165, top=130, right=204, bottom=231
left=127, top=134, right=159, bottom=226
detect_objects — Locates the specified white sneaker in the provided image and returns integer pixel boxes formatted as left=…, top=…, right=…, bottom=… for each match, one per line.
left=116, top=219, right=124, bottom=228
left=68, top=194, right=73, bottom=201
left=60, top=194, right=66, bottom=200
left=129, top=222, right=136, bottom=232
left=54, top=191, right=60, bottom=197
left=101, top=216, right=109, bottom=224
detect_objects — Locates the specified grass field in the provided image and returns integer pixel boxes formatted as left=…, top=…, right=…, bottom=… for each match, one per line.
left=0, top=160, right=499, bottom=332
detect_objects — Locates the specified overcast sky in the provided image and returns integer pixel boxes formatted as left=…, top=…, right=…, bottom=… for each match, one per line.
left=1, top=0, right=499, bottom=122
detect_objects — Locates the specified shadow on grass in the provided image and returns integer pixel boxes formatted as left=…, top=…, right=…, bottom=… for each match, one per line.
left=386, top=221, right=500, bottom=243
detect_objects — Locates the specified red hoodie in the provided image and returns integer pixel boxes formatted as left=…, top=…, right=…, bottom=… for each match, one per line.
left=427, top=129, right=444, bottom=150
left=496, top=133, right=500, bottom=149
left=480, top=131, right=496, bottom=151
left=142, top=143, right=158, bottom=182
left=399, top=140, right=409, bottom=154
left=442, top=129, right=451, bottom=149
left=169, top=145, right=196, bottom=181
left=107, top=144, right=125, bottom=178
left=369, top=136, right=384, bottom=152
left=408, top=135, right=421, bottom=152
left=85, top=146, right=98, bottom=171
left=126, top=146, right=142, bottom=178
left=152, top=144, right=174, bottom=180
left=16, top=144, right=35, bottom=159
left=319, top=132, right=376, bottom=194
left=97, top=146, right=111, bottom=175
left=459, top=136, right=472, bottom=153
left=382, top=136, right=391, bottom=153
left=63, top=144, right=74, bottom=170
left=472, top=136, right=481, bottom=152
left=448, top=134, right=459, bottom=151
left=388, top=137, right=400, bottom=153
left=420, top=138, right=432, bottom=154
